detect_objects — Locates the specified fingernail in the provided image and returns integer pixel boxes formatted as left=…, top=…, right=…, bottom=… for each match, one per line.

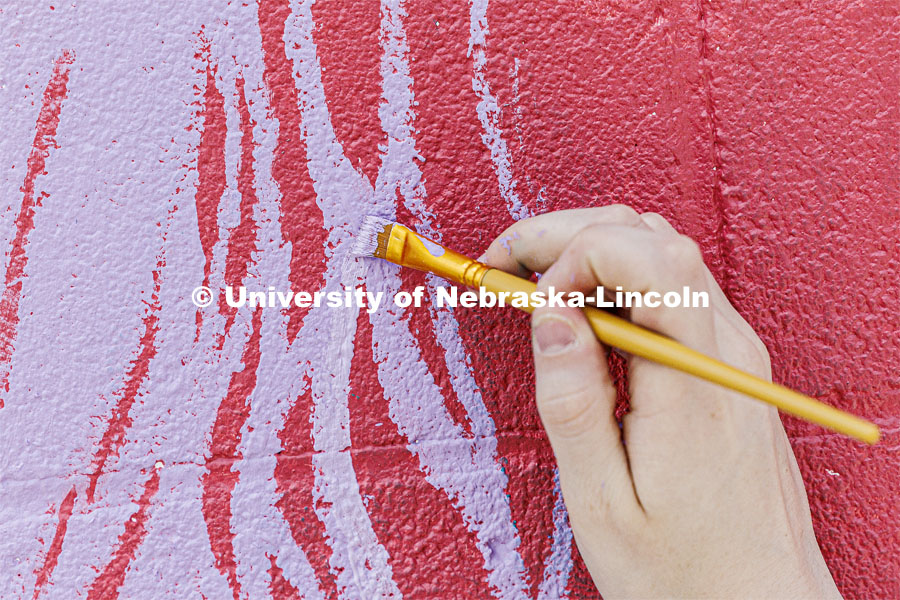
left=476, top=252, right=487, bottom=263
left=534, top=316, right=577, bottom=355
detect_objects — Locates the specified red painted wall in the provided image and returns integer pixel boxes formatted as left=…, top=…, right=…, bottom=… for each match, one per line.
left=2, top=1, right=897, bottom=598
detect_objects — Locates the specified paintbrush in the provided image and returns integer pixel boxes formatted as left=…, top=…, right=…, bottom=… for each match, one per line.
left=353, top=216, right=880, bottom=445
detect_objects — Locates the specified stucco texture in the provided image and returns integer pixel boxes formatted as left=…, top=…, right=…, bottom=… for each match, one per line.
left=1, top=1, right=897, bottom=598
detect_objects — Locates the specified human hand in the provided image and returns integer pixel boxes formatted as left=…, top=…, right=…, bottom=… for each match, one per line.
left=483, top=206, right=840, bottom=599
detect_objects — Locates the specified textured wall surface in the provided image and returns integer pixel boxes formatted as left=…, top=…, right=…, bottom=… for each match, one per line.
left=1, top=1, right=897, bottom=598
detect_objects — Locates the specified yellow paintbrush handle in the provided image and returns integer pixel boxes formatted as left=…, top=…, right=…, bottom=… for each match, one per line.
left=480, top=268, right=880, bottom=445
left=375, top=222, right=879, bottom=444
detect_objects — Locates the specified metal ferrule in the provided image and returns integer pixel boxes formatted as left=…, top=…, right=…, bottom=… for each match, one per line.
left=385, top=224, right=489, bottom=288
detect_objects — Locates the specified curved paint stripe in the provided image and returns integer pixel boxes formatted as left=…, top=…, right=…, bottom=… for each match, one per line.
left=309, top=0, right=385, bottom=187
left=16, top=12, right=234, bottom=596
left=258, top=0, right=327, bottom=344
left=201, top=307, right=264, bottom=600
left=195, top=40, right=263, bottom=600
left=275, top=377, right=339, bottom=598
left=85, top=468, right=161, bottom=600
left=468, top=4, right=576, bottom=596
left=367, top=265, right=529, bottom=599
left=349, top=300, right=496, bottom=598
left=537, top=472, right=574, bottom=599
left=398, top=267, right=474, bottom=437
left=220, top=75, right=261, bottom=338
left=31, top=486, right=77, bottom=600
left=280, top=0, right=401, bottom=596
left=424, top=273, right=497, bottom=439
left=268, top=554, right=303, bottom=600
left=86, top=266, right=162, bottom=504
left=0, top=50, right=75, bottom=408
left=194, top=46, right=227, bottom=288
left=206, top=6, right=327, bottom=595
left=374, top=1, right=530, bottom=596
left=468, top=0, right=530, bottom=222
left=192, top=44, right=228, bottom=341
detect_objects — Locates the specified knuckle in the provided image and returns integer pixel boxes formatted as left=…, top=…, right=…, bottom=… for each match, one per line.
left=569, top=226, right=602, bottom=256
left=604, top=203, right=639, bottom=222
left=629, top=303, right=693, bottom=338
left=660, top=235, right=705, bottom=273
left=639, top=211, right=672, bottom=231
left=537, top=389, right=598, bottom=438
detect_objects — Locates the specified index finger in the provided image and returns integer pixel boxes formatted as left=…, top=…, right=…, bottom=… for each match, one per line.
left=481, top=205, right=647, bottom=277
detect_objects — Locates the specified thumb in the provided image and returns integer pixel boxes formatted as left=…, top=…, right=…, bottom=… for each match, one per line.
left=531, top=305, right=637, bottom=517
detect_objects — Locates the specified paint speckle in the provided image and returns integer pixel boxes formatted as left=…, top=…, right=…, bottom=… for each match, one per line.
left=499, top=231, right=521, bottom=255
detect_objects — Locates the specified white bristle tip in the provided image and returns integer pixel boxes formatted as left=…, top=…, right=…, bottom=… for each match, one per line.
left=352, top=215, right=395, bottom=256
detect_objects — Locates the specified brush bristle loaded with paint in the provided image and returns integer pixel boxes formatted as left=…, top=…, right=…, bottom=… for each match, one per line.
left=352, top=215, right=395, bottom=259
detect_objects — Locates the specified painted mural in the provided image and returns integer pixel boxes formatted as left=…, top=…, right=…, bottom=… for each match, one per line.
left=1, top=1, right=897, bottom=599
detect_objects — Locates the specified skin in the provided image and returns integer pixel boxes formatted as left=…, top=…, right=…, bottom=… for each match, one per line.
left=482, top=206, right=841, bottom=600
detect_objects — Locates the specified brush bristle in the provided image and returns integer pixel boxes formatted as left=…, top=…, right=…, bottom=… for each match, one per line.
left=353, top=215, right=395, bottom=257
